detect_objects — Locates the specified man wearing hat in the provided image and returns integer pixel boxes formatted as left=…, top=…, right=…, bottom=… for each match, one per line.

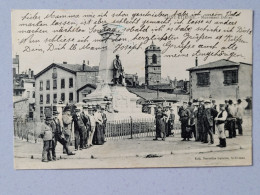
left=236, top=99, right=244, bottom=135
left=196, top=98, right=205, bottom=142
left=101, top=107, right=107, bottom=143
left=211, top=100, right=217, bottom=134
left=51, top=111, right=74, bottom=157
left=227, top=100, right=236, bottom=138
left=39, top=116, right=54, bottom=162
left=154, top=106, right=163, bottom=140
left=178, top=101, right=191, bottom=141
left=72, top=108, right=88, bottom=150
left=62, top=107, right=73, bottom=151
left=215, top=104, right=228, bottom=147
left=168, top=107, right=175, bottom=136
left=203, top=100, right=215, bottom=144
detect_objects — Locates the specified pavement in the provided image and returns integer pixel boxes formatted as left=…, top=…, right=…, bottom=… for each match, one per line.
left=14, top=130, right=251, bottom=160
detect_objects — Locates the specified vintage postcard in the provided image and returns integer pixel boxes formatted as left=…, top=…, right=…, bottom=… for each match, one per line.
left=12, top=9, right=252, bottom=169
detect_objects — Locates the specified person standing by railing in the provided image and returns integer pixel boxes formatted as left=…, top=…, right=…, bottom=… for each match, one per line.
left=153, top=106, right=163, bottom=141
left=93, top=106, right=104, bottom=145
left=101, top=107, right=107, bottom=143
left=87, top=107, right=96, bottom=147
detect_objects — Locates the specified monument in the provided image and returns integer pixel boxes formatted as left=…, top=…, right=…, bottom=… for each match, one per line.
left=83, top=23, right=152, bottom=120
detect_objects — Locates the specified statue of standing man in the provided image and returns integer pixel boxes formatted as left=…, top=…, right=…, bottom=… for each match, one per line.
left=113, top=54, right=124, bottom=85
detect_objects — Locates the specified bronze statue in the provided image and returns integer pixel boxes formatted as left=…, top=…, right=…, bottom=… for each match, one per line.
left=113, top=54, right=124, bottom=85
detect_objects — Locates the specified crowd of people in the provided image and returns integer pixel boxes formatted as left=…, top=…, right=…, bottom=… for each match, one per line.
left=39, top=105, right=107, bottom=162
left=154, top=98, right=245, bottom=148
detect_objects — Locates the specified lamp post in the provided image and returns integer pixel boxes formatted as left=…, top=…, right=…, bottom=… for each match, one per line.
left=157, top=80, right=159, bottom=99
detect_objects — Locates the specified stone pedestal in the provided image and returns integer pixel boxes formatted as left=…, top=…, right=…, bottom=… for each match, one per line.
left=83, top=23, right=153, bottom=121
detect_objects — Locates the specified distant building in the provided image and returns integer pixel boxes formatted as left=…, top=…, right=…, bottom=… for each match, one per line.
left=187, top=59, right=252, bottom=103
left=145, top=41, right=161, bottom=86
left=77, top=83, right=97, bottom=102
left=34, top=61, right=99, bottom=121
left=125, top=73, right=139, bottom=87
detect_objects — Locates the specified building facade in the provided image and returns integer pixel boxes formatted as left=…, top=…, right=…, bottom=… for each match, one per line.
left=13, top=69, right=35, bottom=120
left=187, top=59, right=252, bottom=103
left=34, top=62, right=98, bottom=121
left=145, top=42, right=161, bottom=86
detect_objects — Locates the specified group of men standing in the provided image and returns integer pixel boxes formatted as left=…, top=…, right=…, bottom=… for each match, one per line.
left=178, top=98, right=244, bottom=148
left=39, top=105, right=107, bottom=162
left=154, top=106, right=175, bottom=141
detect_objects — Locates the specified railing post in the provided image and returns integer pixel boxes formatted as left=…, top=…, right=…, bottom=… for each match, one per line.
left=130, top=116, right=133, bottom=139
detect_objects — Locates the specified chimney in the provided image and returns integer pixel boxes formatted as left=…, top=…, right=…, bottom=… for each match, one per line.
left=195, top=57, right=198, bottom=67
left=28, top=69, right=31, bottom=78
left=31, top=70, right=34, bottom=78
left=83, top=60, right=86, bottom=71
left=63, top=62, right=67, bottom=64
left=88, top=60, right=89, bottom=65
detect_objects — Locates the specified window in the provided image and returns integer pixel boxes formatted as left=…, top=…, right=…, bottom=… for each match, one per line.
left=69, top=78, right=73, bottom=88
left=53, top=93, right=57, bottom=103
left=40, top=94, right=43, bottom=104
left=33, top=83, right=35, bottom=87
left=197, top=72, right=210, bottom=86
left=32, top=91, right=35, bottom=98
left=46, top=80, right=50, bottom=90
left=53, top=68, right=57, bottom=73
left=69, top=92, right=73, bottom=103
left=61, top=93, right=65, bottom=102
left=27, top=91, right=30, bottom=98
left=61, top=79, right=65, bottom=89
left=152, top=54, right=157, bottom=64
left=46, top=94, right=50, bottom=104
left=53, top=79, right=57, bottom=89
left=40, top=107, right=43, bottom=115
left=40, top=81, right=43, bottom=91
left=223, top=70, right=238, bottom=85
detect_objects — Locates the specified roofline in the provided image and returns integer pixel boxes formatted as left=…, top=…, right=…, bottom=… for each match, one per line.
left=187, top=64, right=240, bottom=72
left=13, top=98, right=28, bottom=104
left=77, top=83, right=97, bottom=92
left=35, top=63, right=76, bottom=79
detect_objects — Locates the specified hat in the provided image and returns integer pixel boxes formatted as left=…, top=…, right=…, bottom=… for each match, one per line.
left=237, top=99, right=242, bottom=103
left=228, top=99, right=233, bottom=104
left=212, top=99, right=216, bottom=103
left=64, top=106, right=71, bottom=111
left=170, top=107, right=174, bottom=110
left=75, top=108, right=81, bottom=112
left=45, top=116, right=52, bottom=121
left=53, top=111, right=59, bottom=115
left=116, top=54, right=119, bottom=57
left=101, top=107, right=105, bottom=110
left=204, top=99, right=211, bottom=103
left=183, top=101, right=188, bottom=104
left=198, top=97, right=204, bottom=102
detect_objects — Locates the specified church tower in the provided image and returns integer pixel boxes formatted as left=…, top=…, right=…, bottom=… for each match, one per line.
left=145, top=41, right=161, bottom=86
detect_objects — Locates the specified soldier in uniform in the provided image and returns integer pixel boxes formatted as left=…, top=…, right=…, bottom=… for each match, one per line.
left=236, top=99, right=244, bottom=136
left=153, top=106, right=163, bottom=140
left=215, top=104, right=228, bottom=147
left=196, top=98, right=205, bottom=142
left=178, top=101, right=191, bottom=141
left=51, top=111, right=74, bottom=157
left=39, top=116, right=54, bottom=162
left=62, top=107, right=73, bottom=153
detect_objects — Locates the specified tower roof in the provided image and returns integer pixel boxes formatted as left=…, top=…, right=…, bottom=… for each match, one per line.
left=145, top=41, right=161, bottom=51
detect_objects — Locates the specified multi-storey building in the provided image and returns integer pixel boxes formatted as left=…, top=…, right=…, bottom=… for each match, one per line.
left=187, top=59, right=252, bottom=103
left=34, top=61, right=98, bottom=121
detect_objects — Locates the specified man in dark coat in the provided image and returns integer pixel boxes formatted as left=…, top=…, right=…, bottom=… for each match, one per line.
left=227, top=99, right=236, bottom=138
left=178, top=102, right=191, bottom=141
left=62, top=107, right=73, bottom=152
left=203, top=100, right=217, bottom=144
left=101, top=107, right=107, bottom=143
left=72, top=108, right=87, bottom=150
left=196, top=98, right=205, bottom=142
left=51, top=111, right=74, bottom=158
left=154, top=106, right=163, bottom=140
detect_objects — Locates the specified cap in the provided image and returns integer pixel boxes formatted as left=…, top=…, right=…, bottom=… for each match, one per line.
left=198, top=97, right=204, bottom=102
left=204, top=99, right=211, bottom=103
left=53, top=111, right=59, bottom=115
left=237, top=99, right=242, bottom=103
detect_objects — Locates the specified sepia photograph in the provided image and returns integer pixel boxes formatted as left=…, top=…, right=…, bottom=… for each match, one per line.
left=12, top=9, right=253, bottom=169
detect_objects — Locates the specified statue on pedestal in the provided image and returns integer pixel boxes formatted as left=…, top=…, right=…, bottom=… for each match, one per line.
left=113, top=54, right=125, bottom=85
